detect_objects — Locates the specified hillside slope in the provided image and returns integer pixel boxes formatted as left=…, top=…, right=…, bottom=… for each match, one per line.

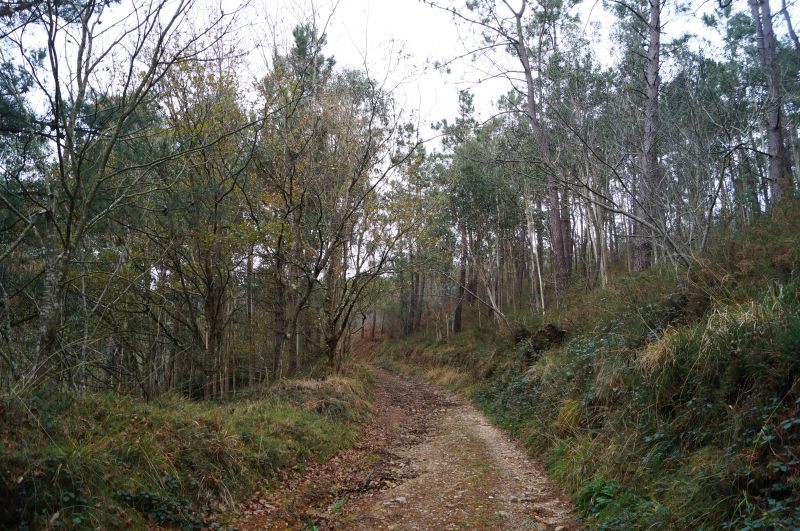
left=1, top=371, right=373, bottom=529
left=376, top=207, right=800, bottom=528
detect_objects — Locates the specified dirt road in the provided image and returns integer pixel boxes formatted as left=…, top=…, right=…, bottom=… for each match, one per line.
left=235, top=368, right=578, bottom=530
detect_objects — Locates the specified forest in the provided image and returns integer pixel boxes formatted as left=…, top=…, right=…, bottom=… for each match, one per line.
left=1, top=0, right=798, bottom=528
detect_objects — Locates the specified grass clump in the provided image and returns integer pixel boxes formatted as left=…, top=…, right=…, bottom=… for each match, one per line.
left=0, top=370, right=373, bottom=529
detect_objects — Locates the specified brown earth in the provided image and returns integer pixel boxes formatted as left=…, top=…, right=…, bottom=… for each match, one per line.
left=233, top=368, right=579, bottom=530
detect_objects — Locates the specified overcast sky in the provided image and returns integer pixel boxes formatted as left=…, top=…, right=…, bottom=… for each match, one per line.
left=322, top=0, right=514, bottom=129
left=251, top=0, right=499, bottom=137
left=239, top=0, right=797, bottom=143
left=254, top=0, right=613, bottom=137
left=11, top=0, right=798, bottom=136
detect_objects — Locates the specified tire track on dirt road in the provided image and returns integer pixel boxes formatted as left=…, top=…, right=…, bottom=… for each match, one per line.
left=234, top=368, right=578, bottom=530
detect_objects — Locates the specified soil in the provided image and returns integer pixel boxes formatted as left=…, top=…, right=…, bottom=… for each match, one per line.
left=233, top=368, right=579, bottom=530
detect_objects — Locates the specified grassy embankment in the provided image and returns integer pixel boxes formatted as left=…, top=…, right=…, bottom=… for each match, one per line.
left=375, top=206, right=800, bottom=528
left=1, top=365, right=373, bottom=529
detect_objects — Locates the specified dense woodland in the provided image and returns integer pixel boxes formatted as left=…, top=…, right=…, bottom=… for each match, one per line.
left=0, top=0, right=798, bottom=399
left=1, top=1, right=423, bottom=398
left=387, top=0, right=799, bottom=339
left=2, top=0, right=800, bottom=528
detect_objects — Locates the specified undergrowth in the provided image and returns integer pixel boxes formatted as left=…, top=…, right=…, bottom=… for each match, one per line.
left=375, top=205, right=800, bottom=529
left=0, top=366, right=373, bottom=529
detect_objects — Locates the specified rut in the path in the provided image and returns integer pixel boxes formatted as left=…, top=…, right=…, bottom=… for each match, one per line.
left=234, top=368, right=579, bottom=530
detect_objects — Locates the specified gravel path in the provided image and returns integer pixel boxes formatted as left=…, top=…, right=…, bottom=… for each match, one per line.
left=234, top=368, right=578, bottom=530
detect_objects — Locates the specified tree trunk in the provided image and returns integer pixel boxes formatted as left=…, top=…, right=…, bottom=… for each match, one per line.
left=32, top=216, right=66, bottom=388
left=415, top=273, right=426, bottom=331
left=271, top=292, right=286, bottom=382
left=511, top=6, right=571, bottom=301
left=634, top=0, right=662, bottom=272
left=246, top=248, right=254, bottom=387
left=561, top=189, right=573, bottom=277
left=524, top=191, right=546, bottom=312
left=467, top=232, right=508, bottom=327
left=750, top=0, right=792, bottom=202
left=781, top=0, right=800, bottom=57
left=453, top=223, right=467, bottom=334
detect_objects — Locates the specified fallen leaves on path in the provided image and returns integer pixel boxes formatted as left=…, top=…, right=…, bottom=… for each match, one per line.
left=232, top=369, right=579, bottom=530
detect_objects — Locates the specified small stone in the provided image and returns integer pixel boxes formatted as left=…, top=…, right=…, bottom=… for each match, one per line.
left=510, top=496, right=519, bottom=503
left=496, top=511, right=509, bottom=518
left=394, top=496, right=407, bottom=504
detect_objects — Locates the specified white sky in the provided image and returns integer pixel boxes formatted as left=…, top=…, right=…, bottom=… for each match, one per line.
left=245, top=0, right=491, bottom=140
left=321, top=0, right=513, bottom=131
left=251, top=0, right=743, bottom=141
left=253, top=0, right=604, bottom=139
left=11, top=0, right=798, bottom=145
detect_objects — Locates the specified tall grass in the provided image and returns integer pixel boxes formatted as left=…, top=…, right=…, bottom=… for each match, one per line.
left=1, top=370, right=373, bottom=529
